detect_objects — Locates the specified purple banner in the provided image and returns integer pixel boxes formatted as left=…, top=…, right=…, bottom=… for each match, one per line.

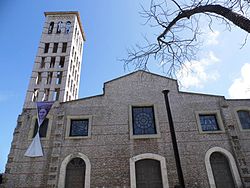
left=37, top=101, right=54, bottom=126
left=25, top=101, right=54, bottom=157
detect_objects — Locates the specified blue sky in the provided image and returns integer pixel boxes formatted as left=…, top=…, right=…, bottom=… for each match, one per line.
left=0, top=0, right=249, bottom=172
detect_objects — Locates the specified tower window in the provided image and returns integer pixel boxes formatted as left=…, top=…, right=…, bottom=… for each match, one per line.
left=80, top=42, right=82, bottom=52
left=50, top=57, right=56, bottom=68
left=66, top=91, right=68, bottom=101
left=32, top=89, right=39, bottom=102
left=56, top=71, right=63, bottom=84
left=75, top=89, right=77, bottom=99
left=40, top=57, right=46, bottom=68
left=53, top=88, right=60, bottom=101
left=46, top=72, right=53, bottom=84
left=74, top=52, right=76, bottom=62
left=73, top=84, right=75, bottom=96
left=59, top=56, right=65, bottom=68
left=56, top=21, right=63, bottom=34
left=68, top=75, right=71, bottom=88
left=74, top=27, right=77, bottom=39
left=36, top=72, right=42, bottom=85
left=76, top=75, right=79, bottom=85
left=70, top=80, right=73, bottom=92
left=72, top=46, right=74, bottom=57
left=74, top=70, right=77, bottom=79
left=44, top=43, right=50, bottom=53
left=62, top=43, right=67, bottom=53
left=48, top=22, right=54, bottom=34
left=42, top=88, right=50, bottom=101
left=53, top=43, right=58, bottom=53
left=65, top=21, right=71, bottom=34
left=70, top=60, right=73, bottom=72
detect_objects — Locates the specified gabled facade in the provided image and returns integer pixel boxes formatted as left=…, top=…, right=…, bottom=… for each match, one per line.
left=2, top=11, right=250, bottom=188
left=3, top=71, right=250, bottom=187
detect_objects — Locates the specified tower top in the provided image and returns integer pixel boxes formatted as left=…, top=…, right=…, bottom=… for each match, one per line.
left=24, top=11, right=85, bottom=108
left=44, top=11, right=86, bottom=41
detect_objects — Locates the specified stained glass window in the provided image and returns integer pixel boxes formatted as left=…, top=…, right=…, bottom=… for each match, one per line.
left=70, top=119, right=89, bottom=137
left=237, top=110, right=250, bottom=129
left=199, top=114, right=219, bottom=131
left=132, top=106, right=156, bottom=135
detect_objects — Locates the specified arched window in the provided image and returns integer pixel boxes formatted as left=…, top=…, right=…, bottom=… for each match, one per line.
left=57, top=21, right=63, bottom=34
left=205, top=147, right=242, bottom=188
left=210, top=152, right=235, bottom=188
left=65, top=21, right=71, bottom=34
left=48, top=22, right=54, bottom=34
left=65, top=158, right=86, bottom=188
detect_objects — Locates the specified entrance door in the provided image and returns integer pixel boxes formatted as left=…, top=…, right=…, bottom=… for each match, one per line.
left=210, top=152, right=235, bottom=188
left=65, top=157, right=86, bottom=188
left=135, top=159, right=163, bottom=188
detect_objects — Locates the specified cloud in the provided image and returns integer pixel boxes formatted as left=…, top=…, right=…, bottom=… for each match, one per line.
left=228, top=63, right=250, bottom=99
left=204, top=30, right=220, bottom=45
left=177, top=51, right=220, bottom=89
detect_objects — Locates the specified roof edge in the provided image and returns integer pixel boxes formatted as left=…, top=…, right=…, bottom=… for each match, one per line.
left=104, top=70, right=177, bottom=85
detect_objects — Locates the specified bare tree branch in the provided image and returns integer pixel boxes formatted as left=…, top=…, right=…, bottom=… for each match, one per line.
left=122, top=0, right=250, bottom=77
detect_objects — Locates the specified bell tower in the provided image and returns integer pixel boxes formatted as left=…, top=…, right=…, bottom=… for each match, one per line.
left=24, top=11, right=85, bottom=108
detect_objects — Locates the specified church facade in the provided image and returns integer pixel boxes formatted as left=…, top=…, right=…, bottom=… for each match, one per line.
left=1, top=11, right=250, bottom=188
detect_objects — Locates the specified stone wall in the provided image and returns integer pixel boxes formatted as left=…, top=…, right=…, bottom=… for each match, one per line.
left=2, top=71, right=250, bottom=188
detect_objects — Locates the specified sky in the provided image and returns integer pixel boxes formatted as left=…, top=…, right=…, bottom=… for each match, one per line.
left=0, top=0, right=250, bottom=173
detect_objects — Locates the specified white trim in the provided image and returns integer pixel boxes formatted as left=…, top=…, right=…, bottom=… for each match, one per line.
left=129, top=104, right=161, bottom=139
left=205, top=147, right=242, bottom=188
left=130, top=153, right=169, bottom=188
left=195, top=110, right=225, bottom=134
left=58, top=152, right=91, bottom=188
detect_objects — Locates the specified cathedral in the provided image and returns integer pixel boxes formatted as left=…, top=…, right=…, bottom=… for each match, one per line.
left=1, top=11, right=250, bottom=188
